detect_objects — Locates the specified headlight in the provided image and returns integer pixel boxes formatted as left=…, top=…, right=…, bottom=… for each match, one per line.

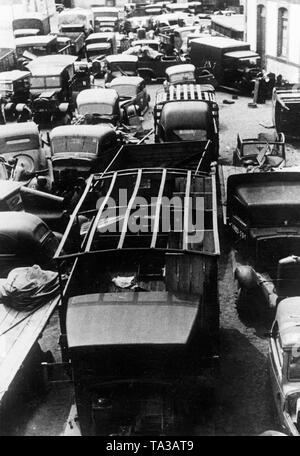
left=15, top=154, right=35, bottom=174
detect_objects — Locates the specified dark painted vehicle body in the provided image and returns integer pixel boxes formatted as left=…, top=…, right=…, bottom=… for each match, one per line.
left=55, top=158, right=220, bottom=435
left=190, top=37, right=261, bottom=92
left=0, top=70, right=31, bottom=120
left=27, top=54, right=78, bottom=125
left=227, top=172, right=300, bottom=310
left=137, top=54, right=186, bottom=82
left=50, top=124, right=120, bottom=191
left=75, top=88, right=121, bottom=125
left=272, top=85, right=300, bottom=140
left=154, top=84, right=219, bottom=160
left=0, top=211, right=59, bottom=278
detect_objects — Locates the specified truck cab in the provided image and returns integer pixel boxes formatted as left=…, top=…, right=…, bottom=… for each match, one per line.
left=27, top=54, right=78, bottom=126
left=12, top=13, right=51, bottom=38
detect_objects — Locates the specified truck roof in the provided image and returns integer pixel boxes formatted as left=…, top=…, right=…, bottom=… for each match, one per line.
left=50, top=124, right=115, bottom=140
left=211, top=14, right=244, bottom=33
left=15, top=35, right=57, bottom=47
left=27, top=54, right=77, bottom=75
left=0, top=70, right=30, bottom=82
left=190, top=36, right=250, bottom=49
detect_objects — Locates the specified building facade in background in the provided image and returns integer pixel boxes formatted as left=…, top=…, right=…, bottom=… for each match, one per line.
left=243, top=0, right=300, bottom=81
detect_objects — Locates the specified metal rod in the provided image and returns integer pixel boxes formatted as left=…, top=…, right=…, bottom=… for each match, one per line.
left=183, top=170, right=192, bottom=251
left=150, top=169, right=167, bottom=248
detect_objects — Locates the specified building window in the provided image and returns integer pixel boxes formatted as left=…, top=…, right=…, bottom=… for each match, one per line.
left=277, top=8, right=288, bottom=58
left=257, top=5, right=266, bottom=59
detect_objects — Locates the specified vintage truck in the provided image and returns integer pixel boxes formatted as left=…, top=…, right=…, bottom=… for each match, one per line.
left=221, top=171, right=300, bottom=314
left=12, top=13, right=51, bottom=38
left=54, top=139, right=220, bottom=435
left=272, top=84, right=300, bottom=140
left=189, top=36, right=261, bottom=92
left=154, top=84, right=219, bottom=161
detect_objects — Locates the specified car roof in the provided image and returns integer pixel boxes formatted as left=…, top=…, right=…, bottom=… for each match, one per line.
left=0, top=70, right=30, bottom=82
left=0, top=211, right=45, bottom=240
left=86, top=42, right=111, bottom=50
left=211, top=14, right=244, bottom=33
left=225, top=50, right=260, bottom=59
left=77, top=88, right=118, bottom=106
left=160, top=100, right=209, bottom=128
left=109, top=76, right=144, bottom=86
left=0, top=121, right=39, bottom=139
left=27, top=54, right=77, bottom=75
left=15, top=35, right=57, bottom=46
left=86, top=32, right=115, bottom=40
left=91, top=6, right=118, bottom=12
left=276, top=298, right=300, bottom=349
left=166, top=64, right=195, bottom=76
left=50, top=124, right=115, bottom=140
left=105, top=54, right=138, bottom=63
left=132, top=39, right=159, bottom=46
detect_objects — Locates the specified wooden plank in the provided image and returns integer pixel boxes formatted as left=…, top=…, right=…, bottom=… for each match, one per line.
left=190, top=255, right=204, bottom=295
left=151, top=169, right=167, bottom=248
left=183, top=170, right=192, bottom=250
left=85, top=171, right=118, bottom=252
left=117, top=169, right=142, bottom=249
left=0, top=296, right=59, bottom=404
left=178, top=254, right=191, bottom=294
left=165, top=253, right=179, bottom=293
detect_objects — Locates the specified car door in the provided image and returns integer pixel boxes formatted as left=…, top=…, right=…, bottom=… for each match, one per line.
left=269, top=323, right=285, bottom=424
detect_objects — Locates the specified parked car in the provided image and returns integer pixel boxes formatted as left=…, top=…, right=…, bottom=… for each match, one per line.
left=154, top=84, right=219, bottom=160
left=107, top=76, right=150, bottom=116
left=12, top=12, right=51, bottom=38
left=27, top=54, right=78, bottom=125
left=0, top=211, right=60, bottom=278
left=137, top=54, right=187, bottom=83
left=75, top=88, right=121, bottom=126
left=0, top=122, right=50, bottom=186
left=131, top=39, right=160, bottom=52
left=50, top=124, right=120, bottom=192
left=233, top=132, right=286, bottom=168
left=272, top=84, right=300, bottom=140
left=58, top=7, right=93, bottom=35
left=0, top=70, right=31, bottom=121
left=85, top=33, right=117, bottom=75
left=268, top=299, right=300, bottom=436
left=165, top=63, right=196, bottom=85
left=15, top=35, right=58, bottom=66
left=223, top=172, right=300, bottom=312
left=104, top=55, right=138, bottom=83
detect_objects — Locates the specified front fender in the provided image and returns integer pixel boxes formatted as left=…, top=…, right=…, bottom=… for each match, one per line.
left=234, top=265, right=259, bottom=290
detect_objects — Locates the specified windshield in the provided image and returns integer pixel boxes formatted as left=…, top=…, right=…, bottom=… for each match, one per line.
left=31, top=76, right=60, bottom=89
left=171, top=129, right=207, bottom=141
left=288, top=353, right=300, bottom=381
left=239, top=57, right=261, bottom=68
left=112, top=84, right=136, bottom=98
left=78, top=103, right=113, bottom=116
left=87, top=48, right=111, bottom=58
left=52, top=136, right=98, bottom=154
left=241, top=143, right=284, bottom=158
left=169, top=72, right=195, bottom=83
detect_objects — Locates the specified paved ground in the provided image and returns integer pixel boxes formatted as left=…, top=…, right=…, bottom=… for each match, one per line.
left=2, top=85, right=300, bottom=436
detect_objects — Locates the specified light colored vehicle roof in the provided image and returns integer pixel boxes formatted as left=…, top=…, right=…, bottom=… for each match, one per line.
left=13, top=12, right=48, bottom=21
left=132, top=39, right=159, bottom=47
left=105, top=54, right=138, bottom=63
left=276, top=297, right=300, bottom=349
left=0, top=70, right=30, bottom=82
left=173, top=26, right=200, bottom=34
left=86, top=42, right=111, bottom=51
left=27, top=54, right=77, bottom=76
left=0, top=121, right=39, bottom=139
left=166, top=64, right=195, bottom=76
left=15, top=35, right=57, bottom=46
left=59, top=7, right=91, bottom=19
left=50, top=124, right=115, bottom=140
left=91, top=6, right=118, bottom=13
left=109, top=76, right=144, bottom=87
left=86, top=32, right=115, bottom=41
left=191, top=36, right=250, bottom=49
left=77, top=88, right=118, bottom=106
left=211, top=14, right=244, bottom=33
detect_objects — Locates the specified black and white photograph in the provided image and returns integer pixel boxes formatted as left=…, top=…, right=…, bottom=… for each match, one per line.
left=0, top=0, right=299, bottom=438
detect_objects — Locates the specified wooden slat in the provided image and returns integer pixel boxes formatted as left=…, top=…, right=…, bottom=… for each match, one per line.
left=183, top=170, right=192, bottom=250
left=85, top=171, right=118, bottom=252
left=0, top=296, right=59, bottom=404
left=117, top=169, right=142, bottom=249
left=151, top=169, right=167, bottom=248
